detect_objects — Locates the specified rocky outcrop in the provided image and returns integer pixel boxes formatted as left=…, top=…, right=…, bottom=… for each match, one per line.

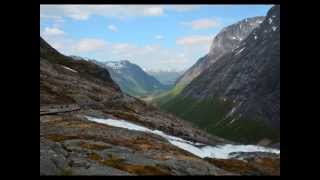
left=174, top=16, right=264, bottom=91
left=40, top=114, right=231, bottom=175
left=181, top=5, right=280, bottom=128
left=205, top=152, right=280, bottom=176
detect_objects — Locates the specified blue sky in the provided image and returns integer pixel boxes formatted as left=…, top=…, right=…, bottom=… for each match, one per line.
left=40, top=5, right=272, bottom=71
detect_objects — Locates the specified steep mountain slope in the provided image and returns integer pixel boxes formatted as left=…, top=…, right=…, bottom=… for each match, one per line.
left=153, top=16, right=264, bottom=106
left=89, top=60, right=169, bottom=97
left=160, top=5, right=280, bottom=143
left=41, top=37, right=247, bottom=175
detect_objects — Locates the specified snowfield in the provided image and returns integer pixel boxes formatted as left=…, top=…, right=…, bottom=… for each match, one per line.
left=85, top=116, right=280, bottom=159
left=61, top=65, right=78, bottom=73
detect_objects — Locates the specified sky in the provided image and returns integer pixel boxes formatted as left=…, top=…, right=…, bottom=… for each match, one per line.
left=40, top=5, right=272, bottom=71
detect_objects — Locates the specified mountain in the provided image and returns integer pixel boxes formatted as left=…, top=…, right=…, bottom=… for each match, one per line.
left=153, top=16, right=265, bottom=106
left=158, top=5, right=280, bottom=144
left=147, top=69, right=185, bottom=86
left=175, top=16, right=265, bottom=94
left=89, top=60, right=169, bottom=97
left=42, top=37, right=263, bottom=176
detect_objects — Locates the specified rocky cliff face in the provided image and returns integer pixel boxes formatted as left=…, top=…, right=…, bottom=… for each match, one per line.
left=175, top=16, right=264, bottom=90
left=160, top=6, right=280, bottom=143
left=182, top=5, right=280, bottom=128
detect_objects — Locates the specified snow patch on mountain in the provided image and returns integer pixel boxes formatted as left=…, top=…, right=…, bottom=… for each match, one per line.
left=235, top=48, right=245, bottom=56
left=272, top=26, right=277, bottom=31
left=61, top=65, right=78, bottom=73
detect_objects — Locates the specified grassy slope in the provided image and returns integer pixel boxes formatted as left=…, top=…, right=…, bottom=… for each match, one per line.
left=158, top=95, right=279, bottom=144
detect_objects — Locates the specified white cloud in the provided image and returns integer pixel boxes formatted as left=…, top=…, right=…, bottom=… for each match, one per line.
left=41, top=27, right=65, bottom=37
left=143, top=7, right=164, bottom=16
left=42, top=35, right=209, bottom=71
left=72, top=38, right=107, bottom=53
left=155, top=35, right=164, bottom=40
left=166, top=5, right=201, bottom=12
left=41, top=34, right=209, bottom=71
left=176, top=35, right=212, bottom=46
left=181, top=17, right=222, bottom=30
left=40, top=5, right=199, bottom=20
left=108, top=24, right=118, bottom=32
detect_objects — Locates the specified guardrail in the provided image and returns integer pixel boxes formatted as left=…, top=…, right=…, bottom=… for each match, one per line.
left=40, top=104, right=80, bottom=115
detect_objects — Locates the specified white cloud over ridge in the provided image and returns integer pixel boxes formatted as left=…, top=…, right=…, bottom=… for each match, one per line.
left=181, top=17, right=222, bottom=30
left=176, top=35, right=212, bottom=46
left=42, top=35, right=201, bottom=71
left=72, top=38, right=107, bottom=53
left=41, top=27, right=65, bottom=37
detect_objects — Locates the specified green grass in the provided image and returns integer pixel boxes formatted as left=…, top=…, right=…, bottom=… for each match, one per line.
left=58, top=168, right=73, bottom=176
left=151, top=82, right=188, bottom=106
left=159, top=95, right=279, bottom=144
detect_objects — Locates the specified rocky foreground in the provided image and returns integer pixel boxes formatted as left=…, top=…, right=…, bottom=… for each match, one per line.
left=40, top=112, right=279, bottom=176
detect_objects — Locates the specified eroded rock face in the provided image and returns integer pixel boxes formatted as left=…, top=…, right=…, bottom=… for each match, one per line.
left=181, top=5, right=280, bottom=129
left=175, top=16, right=264, bottom=90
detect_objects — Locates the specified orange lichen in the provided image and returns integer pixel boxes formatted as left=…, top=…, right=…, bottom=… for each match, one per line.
left=89, top=152, right=170, bottom=175
left=205, top=158, right=280, bottom=176
left=79, top=141, right=110, bottom=150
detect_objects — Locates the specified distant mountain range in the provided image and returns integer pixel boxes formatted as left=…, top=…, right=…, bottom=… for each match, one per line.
left=153, top=5, right=280, bottom=144
left=88, top=60, right=170, bottom=97
left=147, top=70, right=185, bottom=86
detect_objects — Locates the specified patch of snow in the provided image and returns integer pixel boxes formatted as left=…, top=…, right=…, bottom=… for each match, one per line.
left=272, top=15, right=276, bottom=18
left=268, top=18, right=273, bottom=24
left=254, top=35, right=258, bottom=40
left=85, top=116, right=280, bottom=159
left=272, top=26, right=277, bottom=31
left=229, top=107, right=237, bottom=115
left=231, top=36, right=237, bottom=40
left=106, top=62, right=124, bottom=70
left=229, top=118, right=236, bottom=124
left=235, top=47, right=245, bottom=56
left=257, top=20, right=263, bottom=24
left=61, top=65, right=77, bottom=73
